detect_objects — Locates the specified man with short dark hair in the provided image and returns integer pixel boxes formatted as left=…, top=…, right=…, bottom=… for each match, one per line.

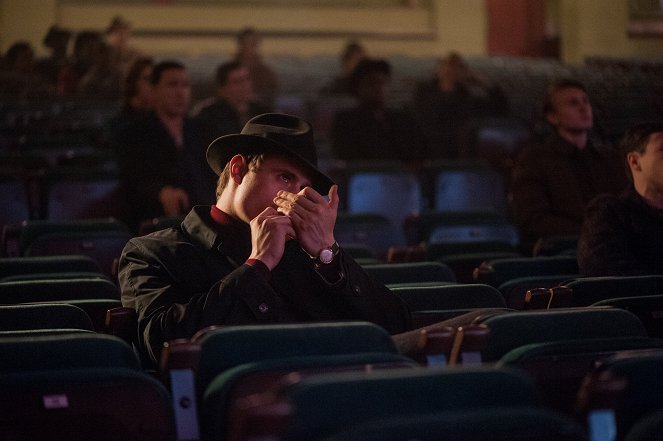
left=114, top=60, right=215, bottom=230
left=192, top=60, right=270, bottom=145
left=577, top=122, right=663, bottom=276
left=118, top=113, right=413, bottom=366
left=331, top=58, right=428, bottom=163
left=510, top=78, right=627, bottom=247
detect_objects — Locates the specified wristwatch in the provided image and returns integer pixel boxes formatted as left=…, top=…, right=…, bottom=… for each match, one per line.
left=317, top=242, right=340, bottom=265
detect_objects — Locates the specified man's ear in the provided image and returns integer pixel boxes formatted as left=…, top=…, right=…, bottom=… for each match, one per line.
left=229, top=154, right=247, bottom=184
left=545, top=111, right=558, bottom=127
left=627, top=151, right=641, bottom=174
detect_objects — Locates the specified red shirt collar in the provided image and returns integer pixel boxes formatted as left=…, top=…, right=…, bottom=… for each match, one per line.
left=210, top=205, right=240, bottom=227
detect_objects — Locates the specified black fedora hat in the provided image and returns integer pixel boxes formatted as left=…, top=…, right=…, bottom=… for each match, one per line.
left=206, top=113, right=335, bottom=194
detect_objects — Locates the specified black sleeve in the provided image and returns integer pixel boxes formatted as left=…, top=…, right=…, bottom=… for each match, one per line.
left=577, top=194, right=643, bottom=276
left=118, top=239, right=294, bottom=366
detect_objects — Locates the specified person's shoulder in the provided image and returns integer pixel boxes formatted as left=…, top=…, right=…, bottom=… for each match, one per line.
left=514, top=140, right=549, bottom=162
left=585, top=190, right=630, bottom=219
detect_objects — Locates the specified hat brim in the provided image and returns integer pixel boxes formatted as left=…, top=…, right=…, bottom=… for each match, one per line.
left=206, top=133, right=335, bottom=195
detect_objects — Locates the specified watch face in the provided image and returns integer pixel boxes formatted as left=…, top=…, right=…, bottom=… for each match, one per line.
left=319, top=248, right=334, bottom=264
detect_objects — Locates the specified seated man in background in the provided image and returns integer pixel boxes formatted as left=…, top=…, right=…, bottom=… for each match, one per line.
left=577, top=122, right=663, bottom=276
left=510, top=78, right=626, bottom=248
left=320, top=40, right=367, bottom=95
left=114, top=60, right=215, bottom=231
left=192, top=60, right=270, bottom=146
left=330, top=57, right=428, bottom=164
left=413, top=51, right=508, bottom=159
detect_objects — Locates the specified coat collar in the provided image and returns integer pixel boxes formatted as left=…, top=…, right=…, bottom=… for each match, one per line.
left=181, top=206, right=251, bottom=265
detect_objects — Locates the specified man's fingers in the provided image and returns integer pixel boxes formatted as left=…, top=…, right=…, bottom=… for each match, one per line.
left=274, top=191, right=316, bottom=211
left=327, top=185, right=339, bottom=210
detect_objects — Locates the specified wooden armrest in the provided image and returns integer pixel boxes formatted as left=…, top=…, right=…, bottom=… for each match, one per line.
left=104, top=306, right=137, bottom=345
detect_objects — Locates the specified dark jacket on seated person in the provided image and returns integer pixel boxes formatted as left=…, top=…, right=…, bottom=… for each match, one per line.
left=511, top=133, right=626, bottom=244
left=119, top=205, right=411, bottom=366
left=577, top=185, right=663, bottom=276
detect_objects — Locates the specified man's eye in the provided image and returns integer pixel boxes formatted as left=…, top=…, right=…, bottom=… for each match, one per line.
left=280, top=174, right=291, bottom=183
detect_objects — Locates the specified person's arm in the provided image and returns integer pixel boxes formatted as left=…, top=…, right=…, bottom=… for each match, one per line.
left=577, top=194, right=643, bottom=276
left=119, top=238, right=294, bottom=366
left=273, top=185, right=411, bottom=334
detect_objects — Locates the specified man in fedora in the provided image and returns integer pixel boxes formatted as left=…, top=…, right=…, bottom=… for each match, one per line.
left=118, top=113, right=412, bottom=366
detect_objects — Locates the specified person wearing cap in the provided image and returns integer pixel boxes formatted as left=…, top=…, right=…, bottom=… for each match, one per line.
left=118, top=113, right=412, bottom=366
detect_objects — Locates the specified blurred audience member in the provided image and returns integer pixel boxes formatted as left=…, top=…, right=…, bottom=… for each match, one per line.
left=192, top=60, right=271, bottom=145
left=2, top=41, right=35, bottom=74
left=331, top=57, right=427, bottom=163
left=233, top=27, right=278, bottom=108
left=510, top=78, right=626, bottom=246
left=114, top=60, right=214, bottom=230
left=57, top=30, right=104, bottom=97
left=578, top=122, right=663, bottom=276
left=413, top=51, right=508, bottom=159
left=320, top=40, right=366, bottom=95
left=105, top=16, right=142, bottom=77
left=107, top=56, right=154, bottom=137
left=77, top=41, right=124, bottom=100
left=35, top=26, right=72, bottom=92
left=0, top=41, right=48, bottom=99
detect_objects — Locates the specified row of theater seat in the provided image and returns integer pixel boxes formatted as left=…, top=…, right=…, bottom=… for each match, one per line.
left=0, top=157, right=512, bottom=219
left=3, top=218, right=663, bottom=440
left=4, top=311, right=663, bottom=440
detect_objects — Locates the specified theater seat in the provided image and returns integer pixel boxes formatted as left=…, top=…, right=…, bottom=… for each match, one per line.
left=0, top=368, right=175, bottom=441
left=325, top=408, right=586, bottom=441
left=19, top=218, right=132, bottom=277
left=0, top=303, right=94, bottom=332
left=477, top=308, right=647, bottom=362
left=227, top=368, right=542, bottom=441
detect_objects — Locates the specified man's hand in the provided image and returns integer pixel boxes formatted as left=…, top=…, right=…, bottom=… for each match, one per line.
left=273, top=184, right=339, bottom=258
left=159, top=186, right=190, bottom=216
left=248, top=207, right=296, bottom=270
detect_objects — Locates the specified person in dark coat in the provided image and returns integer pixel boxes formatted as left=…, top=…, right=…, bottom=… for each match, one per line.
left=578, top=122, right=663, bottom=276
left=413, top=51, right=508, bottom=159
left=330, top=58, right=428, bottom=163
left=192, top=60, right=270, bottom=146
left=119, top=112, right=502, bottom=367
left=510, top=79, right=627, bottom=246
left=114, top=60, right=215, bottom=231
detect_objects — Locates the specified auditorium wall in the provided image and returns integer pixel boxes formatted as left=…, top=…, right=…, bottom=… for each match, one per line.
left=1, top=0, right=663, bottom=63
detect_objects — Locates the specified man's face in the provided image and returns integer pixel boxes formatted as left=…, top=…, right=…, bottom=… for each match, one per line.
left=546, top=87, right=593, bottom=133
left=220, top=66, right=253, bottom=105
left=153, top=67, right=191, bottom=117
left=631, top=132, right=663, bottom=193
left=233, top=155, right=313, bottom=223
left=357, top=72, right=389, bottom=105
